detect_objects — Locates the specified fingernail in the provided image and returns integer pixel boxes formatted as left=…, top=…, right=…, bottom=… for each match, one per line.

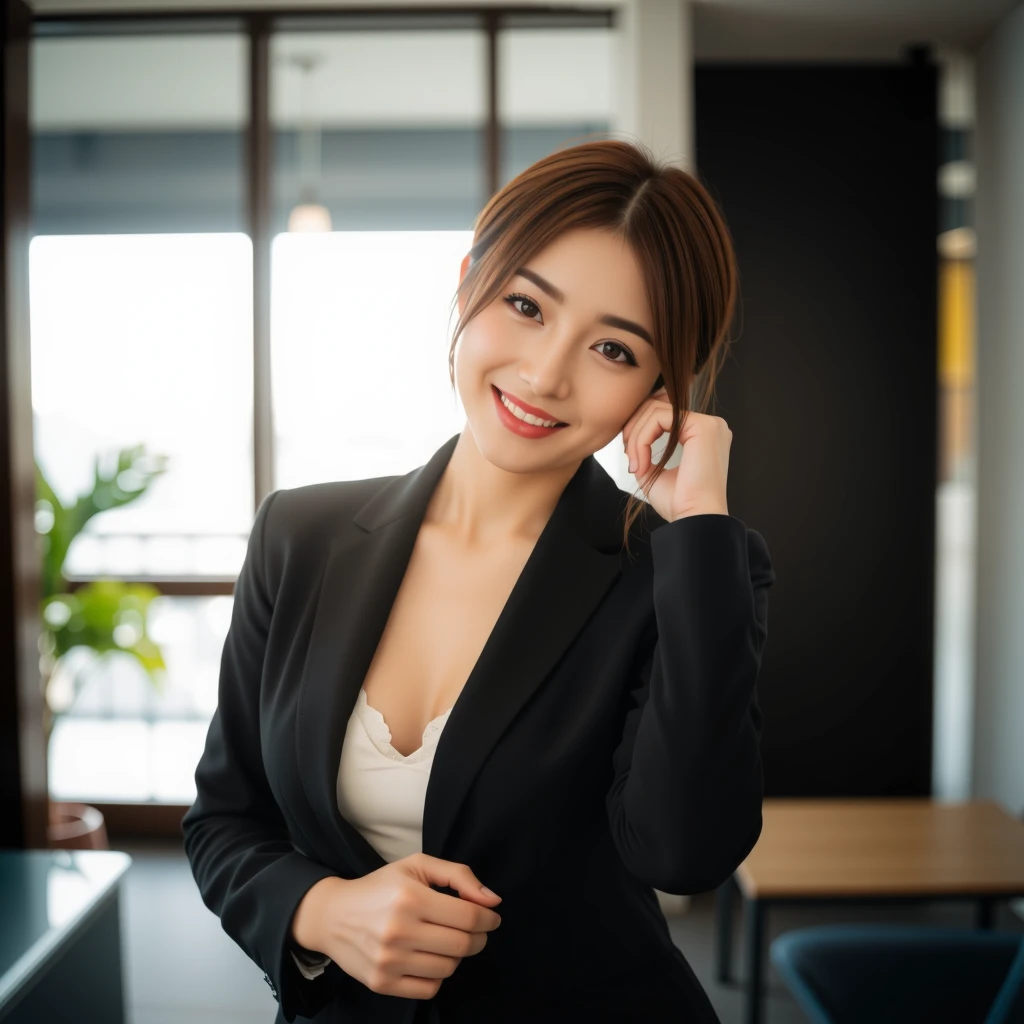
left=628, top=459, right=637, bottom=473
left=480, top=886, right=498, bottom=897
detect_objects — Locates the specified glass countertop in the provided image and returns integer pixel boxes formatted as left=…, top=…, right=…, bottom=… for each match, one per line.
left=0, top=849, right=132, bottom=1010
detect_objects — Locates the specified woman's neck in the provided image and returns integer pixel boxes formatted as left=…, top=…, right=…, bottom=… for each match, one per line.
left=423, top=425, right=581, bottom=549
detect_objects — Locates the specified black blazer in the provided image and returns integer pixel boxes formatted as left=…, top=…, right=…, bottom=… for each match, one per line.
left=181, top=431, right=775, bottom=1024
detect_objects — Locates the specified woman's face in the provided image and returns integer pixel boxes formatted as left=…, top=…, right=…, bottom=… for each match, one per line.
left=455, top=227, right=662, bottom=473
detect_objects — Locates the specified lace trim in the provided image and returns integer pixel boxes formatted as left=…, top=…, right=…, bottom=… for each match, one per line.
left=356, top=687, right=454, bottom=764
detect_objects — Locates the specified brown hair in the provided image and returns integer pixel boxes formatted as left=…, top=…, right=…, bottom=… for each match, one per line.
left=448, top=137, right=739, bottom=556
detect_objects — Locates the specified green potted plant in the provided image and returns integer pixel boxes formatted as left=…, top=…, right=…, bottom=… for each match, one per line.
left=36, top=444, right=171, bottom=848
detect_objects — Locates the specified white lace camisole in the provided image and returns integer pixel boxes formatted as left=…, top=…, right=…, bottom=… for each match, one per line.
left=292, top=688, right=457, bottom=981
left=335, top=686, right=455, bottom=864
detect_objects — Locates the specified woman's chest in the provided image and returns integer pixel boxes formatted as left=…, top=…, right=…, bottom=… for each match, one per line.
left=360, top=527, right=536, bottom=758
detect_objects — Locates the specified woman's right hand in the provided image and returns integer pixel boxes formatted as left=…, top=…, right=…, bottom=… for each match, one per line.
left=290, top=852, right=503, bottom=1000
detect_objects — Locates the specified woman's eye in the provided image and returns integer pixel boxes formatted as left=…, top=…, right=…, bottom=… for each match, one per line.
left=504, top=292, right=638, bottom=367
left=504, top=292, right=542, bottom=322
left=596, top=341, right=639, bottom=367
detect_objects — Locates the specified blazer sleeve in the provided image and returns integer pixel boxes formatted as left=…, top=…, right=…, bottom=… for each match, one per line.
left=180, top=489, right=341, bottom=1023
left=605, top=512, right=775, bottom=895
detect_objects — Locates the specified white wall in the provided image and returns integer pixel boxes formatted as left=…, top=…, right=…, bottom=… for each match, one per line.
left=972, top=0, right=1024, bottom=815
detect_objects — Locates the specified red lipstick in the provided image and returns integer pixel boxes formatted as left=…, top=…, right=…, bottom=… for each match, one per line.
left=491, top=385, right=568, bottom=439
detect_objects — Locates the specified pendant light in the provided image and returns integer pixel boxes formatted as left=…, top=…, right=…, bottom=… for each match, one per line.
left=287, top=53, right=331, bottom=233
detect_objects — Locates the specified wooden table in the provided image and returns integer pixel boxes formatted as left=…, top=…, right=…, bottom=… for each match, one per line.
left=715, top=798, right=1024, bottom=1024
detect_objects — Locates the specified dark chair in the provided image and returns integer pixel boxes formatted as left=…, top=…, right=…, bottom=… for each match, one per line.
left=769, top=923, right=1024, bottom=1024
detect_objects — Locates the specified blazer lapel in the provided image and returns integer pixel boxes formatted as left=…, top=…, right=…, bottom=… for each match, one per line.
left=296, top=431, right=630, bottom=871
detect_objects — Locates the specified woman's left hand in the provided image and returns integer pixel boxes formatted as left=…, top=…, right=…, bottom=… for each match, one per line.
left=621, top=387, right=733, bottom=521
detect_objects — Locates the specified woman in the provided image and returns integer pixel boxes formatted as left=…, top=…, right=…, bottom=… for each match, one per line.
left=181, top=138, right=775, bottom=1024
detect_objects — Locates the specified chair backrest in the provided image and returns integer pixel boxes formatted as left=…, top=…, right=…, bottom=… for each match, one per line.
left=770, top=924, right=1024, bottom=1024
left=986, top=932, right=1024, bottom=1024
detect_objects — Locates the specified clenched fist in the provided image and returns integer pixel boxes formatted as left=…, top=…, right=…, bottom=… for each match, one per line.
left=290, top=852, right=503, bottom=1000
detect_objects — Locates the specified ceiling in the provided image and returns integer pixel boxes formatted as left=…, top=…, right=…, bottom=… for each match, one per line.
left=693, top=0, right=1017, bottom=57
left=26, top=0, right=1006, bottom=133
left=28, top=0, right=1019, bottom=55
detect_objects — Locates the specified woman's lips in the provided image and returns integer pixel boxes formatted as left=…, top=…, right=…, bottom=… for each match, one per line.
left=492, top=385, right=568, bottom=438
left=496, top=387, right=564, bottom=424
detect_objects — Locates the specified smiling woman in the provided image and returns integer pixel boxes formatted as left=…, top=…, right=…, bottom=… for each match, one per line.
left=181, top=137, right=770, bottom=1024
left=448, top=138, right=739, bottom=554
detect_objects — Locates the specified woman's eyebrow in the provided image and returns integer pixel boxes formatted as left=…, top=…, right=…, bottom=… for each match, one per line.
left=514, top=267, right=654, bottom=347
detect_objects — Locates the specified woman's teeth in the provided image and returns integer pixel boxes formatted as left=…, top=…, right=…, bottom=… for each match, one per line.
left=498, top=390, right=563, bottom=428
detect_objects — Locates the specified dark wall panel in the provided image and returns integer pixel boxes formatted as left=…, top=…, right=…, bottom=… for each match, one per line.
left=694, top=60, right=939, bottom=797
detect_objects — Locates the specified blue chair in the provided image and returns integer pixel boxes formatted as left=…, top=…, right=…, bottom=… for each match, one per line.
left=770, top=923, right=1024, bottom=1024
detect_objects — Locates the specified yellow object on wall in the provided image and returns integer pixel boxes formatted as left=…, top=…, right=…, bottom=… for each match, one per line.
left=938, top=257, right=975, bottom=482
left=939, top=258, right=974, bottom=388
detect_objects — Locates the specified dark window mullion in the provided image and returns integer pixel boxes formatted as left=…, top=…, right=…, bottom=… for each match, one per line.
left=248, top=13, right=274, bottom=513
left=65, top=579, right=235, bottom=597
left=485, top=10, right=499, bottom=199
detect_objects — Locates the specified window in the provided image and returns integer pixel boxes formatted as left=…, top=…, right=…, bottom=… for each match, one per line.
left=30, top=9, right=616, bottom=810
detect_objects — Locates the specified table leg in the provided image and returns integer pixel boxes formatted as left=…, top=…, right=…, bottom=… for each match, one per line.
left=975, top=899, right=995, bottom=929
left=715, top=876, right=734, bottom=983
left=743, top=898, right=766, bottom=1024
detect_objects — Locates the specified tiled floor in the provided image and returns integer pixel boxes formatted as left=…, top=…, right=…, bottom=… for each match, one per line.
left=117, top=838, right=1024, bottom=1024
